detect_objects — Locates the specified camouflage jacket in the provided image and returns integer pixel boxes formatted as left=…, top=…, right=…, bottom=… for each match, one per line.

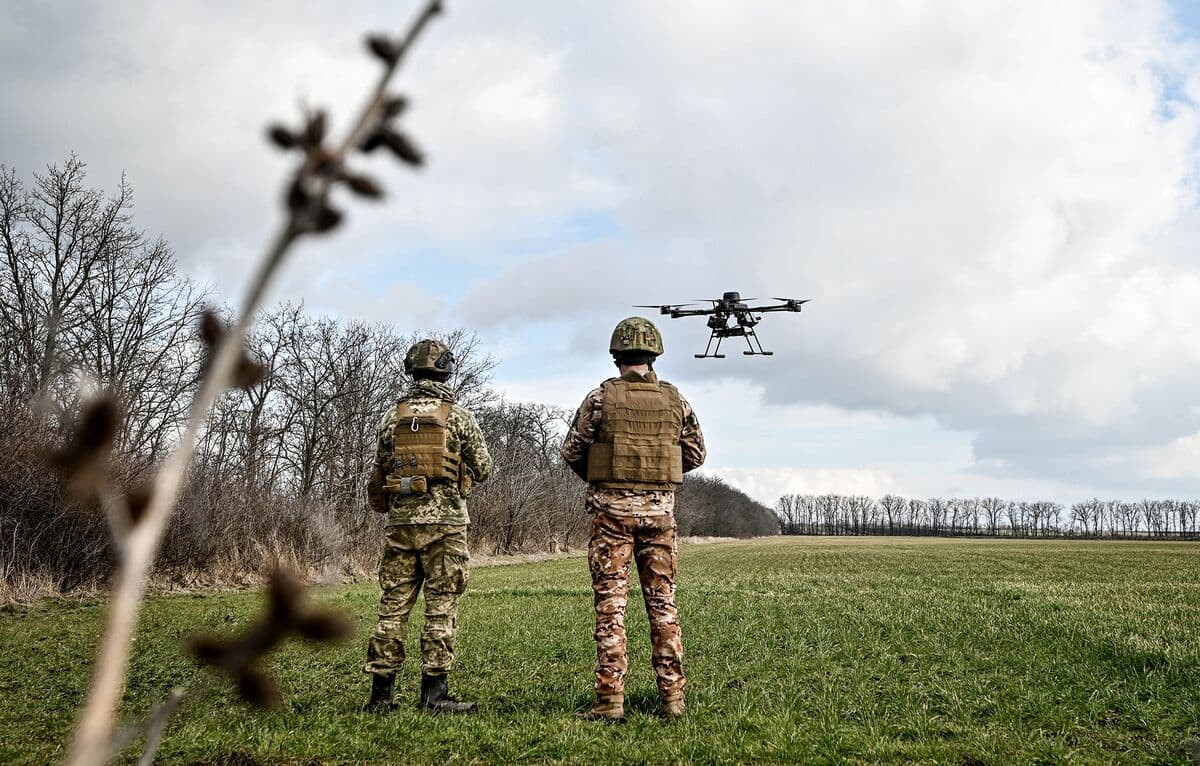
left=367, top=378, right=493, bottom=526
left=560, top=370, right=706, bottom=517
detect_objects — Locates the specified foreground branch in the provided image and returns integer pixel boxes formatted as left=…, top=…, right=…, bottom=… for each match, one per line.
left=64, top=4, right=444, bottom=764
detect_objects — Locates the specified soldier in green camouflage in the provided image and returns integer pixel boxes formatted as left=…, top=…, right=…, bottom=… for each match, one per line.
left=561, top=317, right=706, bottom=722
left=362, top=339, right=493, bottom=714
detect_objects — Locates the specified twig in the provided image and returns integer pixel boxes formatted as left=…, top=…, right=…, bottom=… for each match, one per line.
left=134, top=687, right=188, bottom=766
left=62, top=3, right=444, bottom=764
left=90, top=685, right=196, bottom=766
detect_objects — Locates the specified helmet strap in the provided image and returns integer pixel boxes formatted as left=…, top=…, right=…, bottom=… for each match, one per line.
left=412, top=369, right=451, bottom=382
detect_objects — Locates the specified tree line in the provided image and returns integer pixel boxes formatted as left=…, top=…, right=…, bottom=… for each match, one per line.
left=0, top=158, right=776, bottom=597
left=775, top=494, right=1200, bottom=538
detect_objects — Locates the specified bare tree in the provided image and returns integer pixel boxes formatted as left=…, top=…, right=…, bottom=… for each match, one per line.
left=927, top=497, right=948, bottom=535
left=876, top=494, right=900, bottom=534
left=980, top=497, right=1005, bottom=535
left=1, top=159, right=144, bottom=409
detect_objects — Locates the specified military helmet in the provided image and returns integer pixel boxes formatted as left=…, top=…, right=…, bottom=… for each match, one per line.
left=405, top=338, right=455, bottom=378
left=609, top=317, right=664, bottom=357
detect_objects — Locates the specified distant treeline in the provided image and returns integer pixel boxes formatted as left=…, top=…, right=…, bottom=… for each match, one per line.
left=0, top=158, right=776, bottom=598
left=775, top=494, right=1200, bottom=539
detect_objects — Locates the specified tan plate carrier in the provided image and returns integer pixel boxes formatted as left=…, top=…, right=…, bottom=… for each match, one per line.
left=386, top=400, right=469, bottom=496
left=586, top=377, right=684, bottom=491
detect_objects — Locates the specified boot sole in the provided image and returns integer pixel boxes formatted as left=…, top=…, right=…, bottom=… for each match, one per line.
left=420, top=704, right=478, bottom=714
left=576, top=712, right=626, bottom=724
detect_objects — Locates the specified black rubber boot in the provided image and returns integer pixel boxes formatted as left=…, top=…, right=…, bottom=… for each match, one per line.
left=363, top=673, right=396, bottom=713
left=419, top=673, right=476, bottom=714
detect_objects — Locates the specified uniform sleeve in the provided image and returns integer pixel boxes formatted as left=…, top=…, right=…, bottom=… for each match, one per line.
left=366, top=409, right=395, bottom=513
left=455, top=407, right=494, bottom=482
left=560, top=386, right=603, bottom=480
left=679, top=394, right=706, bottom=473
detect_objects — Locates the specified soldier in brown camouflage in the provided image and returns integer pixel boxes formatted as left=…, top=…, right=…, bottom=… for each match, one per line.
left=561, top=317, right=706, bottom=721
left=362, top=339, right=493, bottom=714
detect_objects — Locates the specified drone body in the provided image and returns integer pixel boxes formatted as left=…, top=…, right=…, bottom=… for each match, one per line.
left=635, top=291, right=810, bottom=358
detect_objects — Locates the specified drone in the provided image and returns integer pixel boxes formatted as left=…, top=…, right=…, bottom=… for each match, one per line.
left=636, top=291, right=810, bottom=359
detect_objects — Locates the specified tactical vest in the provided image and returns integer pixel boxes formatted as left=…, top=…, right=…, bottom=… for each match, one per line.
left=388, top=400, right=461, bottom=494
left=586, top=375, right=684, bottom=490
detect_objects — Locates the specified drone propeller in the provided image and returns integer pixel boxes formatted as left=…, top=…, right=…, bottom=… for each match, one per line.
left=634, top=303, right=705, bottom=316
left=635, top=303, right=699, bottom=310
left=772, top=298, right=811, bottom=303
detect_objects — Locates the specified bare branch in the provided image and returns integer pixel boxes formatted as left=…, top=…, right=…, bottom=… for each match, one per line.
left=63, top=4, right=445, bottom=764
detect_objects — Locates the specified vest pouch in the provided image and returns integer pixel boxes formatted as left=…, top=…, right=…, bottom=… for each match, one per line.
left=610, top=442, right=683, bottom=484
left=586, top=443, right=615, bottom=482
left=384, top=475, right=429, bottom=495
left=391, top=401, right=461, bottom=484
left=459, top=465, right=474, bottom=498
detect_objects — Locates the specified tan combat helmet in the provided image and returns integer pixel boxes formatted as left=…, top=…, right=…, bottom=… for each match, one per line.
left=609, top=317, right=665, bottom=359
left=405, top=338, right=456, bottom=379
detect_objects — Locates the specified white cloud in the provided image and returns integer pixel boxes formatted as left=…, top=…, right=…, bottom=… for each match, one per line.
left=477, top=0, right=1200, bottom=492
left=4, top=0, right=1199, bottom=499
left=1139, top=429, right=1200, bottom=480
left=713, top=467, right=899, bottom=506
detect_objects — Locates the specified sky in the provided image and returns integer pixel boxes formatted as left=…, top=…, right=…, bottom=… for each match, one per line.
left=2, top=1, right=1199, bottom=506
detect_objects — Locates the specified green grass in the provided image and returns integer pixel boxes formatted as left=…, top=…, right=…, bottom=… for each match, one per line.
left=2, top=537, right=1200, bottom=764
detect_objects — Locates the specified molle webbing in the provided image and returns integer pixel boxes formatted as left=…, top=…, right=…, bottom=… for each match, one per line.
left=586, top=378, right=684, bottom=489
left=391, top=400, right=460, bottom=482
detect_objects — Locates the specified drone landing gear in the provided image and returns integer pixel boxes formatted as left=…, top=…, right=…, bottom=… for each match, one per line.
left=741, top=327, right=773, bottom=356
left=695, top=332, right=726, bottom=359
left=695, top=329, right=774, bottom=358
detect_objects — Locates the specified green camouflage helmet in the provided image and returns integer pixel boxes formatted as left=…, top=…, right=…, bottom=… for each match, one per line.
left=405, top=338, right=455, bottom=377
left=609, top=317, right=664, bottom=357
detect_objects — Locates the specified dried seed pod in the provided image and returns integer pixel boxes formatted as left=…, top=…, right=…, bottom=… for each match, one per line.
left=296, top=611, right=354, bottom=642
left=366, top=34, right=400, bottom=64
left=344, top=173, right=384, bottom=199
left=124, top=482, right=154, bottom=526
left=237, top=666, right=280, bottom=709
left=286, top=177, right=311, bottom=212
left=304, top=110, right=328, bottom=147
left=360, top=130, right=386, bottom=154
left=233, top=357, right=266, bottom=390
left=382, top=95, right=409, bottom=119
left=50, top=395, right=122, bottom=500
left=309, top=148, right=340, bottom=178
left=311, top=204, right=344, bottom=233
left=268, top=568, right=304, bottom=623
left=185, top=634, right=227, bottom=665
left=198, top=311, right=224, bottom=349
left=188, top=567, right=353, bottom=712
left=382, top=130, right=424, bottom=167
left=267, top=125, right=299, bottom=150
left=74, top=397, right=122, bottom=456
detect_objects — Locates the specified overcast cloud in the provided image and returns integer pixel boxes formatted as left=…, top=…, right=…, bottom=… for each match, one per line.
left=3, top=1, right=1199, bottom=504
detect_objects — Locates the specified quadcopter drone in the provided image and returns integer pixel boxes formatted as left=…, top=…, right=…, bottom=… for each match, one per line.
left=636, top=291, right=810, bottom=359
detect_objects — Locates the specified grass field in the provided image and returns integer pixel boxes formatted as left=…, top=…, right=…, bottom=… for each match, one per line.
left=2, top=537, right=1199, bottom=765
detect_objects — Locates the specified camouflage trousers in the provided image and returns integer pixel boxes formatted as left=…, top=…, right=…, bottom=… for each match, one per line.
left=588, top=510, right=685, bottom=701
left=363, top=523, right=469, bottom=677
